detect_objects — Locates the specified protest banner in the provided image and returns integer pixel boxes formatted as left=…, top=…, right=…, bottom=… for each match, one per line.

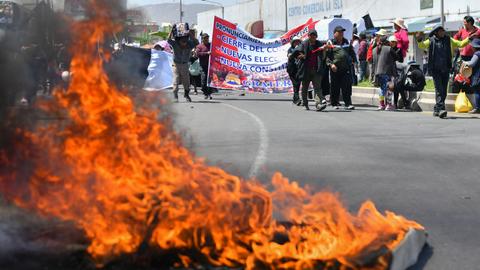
left=144, top=50, right=174, bottom=91
left=208, top=17, right=318, bottom=93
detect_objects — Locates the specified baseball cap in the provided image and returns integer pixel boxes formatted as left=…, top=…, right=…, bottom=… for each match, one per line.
left=334, top=26, right=346, bottom=33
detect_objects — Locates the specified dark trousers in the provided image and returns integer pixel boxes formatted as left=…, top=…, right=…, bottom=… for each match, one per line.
left=330, top=69, right=353, bottom=106
left=200, top=67, right=212, bottom=96
left=394, top=89, right=408, bottom=108
left=289, top=73, right=301, bottom=102
left=322, top=67, right=330, bottom=97
left=475, top=92, right=480, bottom=110
left=359, top=60, right=367, bottom=81
left=301, top=69, right=324, bottom=106
left=432, top=71, right=450, bottom=112
left=352, top=64, right=358, bottom=86
left=24, top=66, right=42, bottom=103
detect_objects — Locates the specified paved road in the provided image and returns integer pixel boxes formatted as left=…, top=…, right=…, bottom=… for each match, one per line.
left=174, top=92, right=480, bottom=270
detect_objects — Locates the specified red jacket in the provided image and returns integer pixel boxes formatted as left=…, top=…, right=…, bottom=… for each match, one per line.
left=454, top=27, right=480, bottom=57
left=367, top=41, right=375, bottom=63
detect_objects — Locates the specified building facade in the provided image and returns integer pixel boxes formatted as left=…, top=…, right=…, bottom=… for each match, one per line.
left=197, top=0, right=480, bottom=63
left=197, top=0, right=480, bottom=35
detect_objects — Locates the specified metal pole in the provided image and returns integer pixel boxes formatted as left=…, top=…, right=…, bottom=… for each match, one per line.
left=180, top=0, right=183, bottom=22
left=440, top=0, right=445, bottom=27
left=201, top=0, right=224, bottom=19
left=285, top=0, right=288, bottom=31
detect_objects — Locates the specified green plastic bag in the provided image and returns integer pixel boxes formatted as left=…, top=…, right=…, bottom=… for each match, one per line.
left=189, top=59, right=202, bottom=76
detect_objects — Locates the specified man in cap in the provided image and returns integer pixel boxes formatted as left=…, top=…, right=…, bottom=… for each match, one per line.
left=196, top=33, right=213, bottom=99
left=168, top=27, right=199, bottom=102
left=417, top=25, right=471, bottom=118
left=392, top=18, right=409, bottom=61
left=292, top=29, right=328, bottom=111
left=327, top=26, right=357, bottom=110
left=287, top=37, right=302, bottom=105
left=453, top=16, right=480, bottom=61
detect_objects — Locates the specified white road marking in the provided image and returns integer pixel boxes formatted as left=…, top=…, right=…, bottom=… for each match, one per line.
left=221, top=103, right=269, bottom=179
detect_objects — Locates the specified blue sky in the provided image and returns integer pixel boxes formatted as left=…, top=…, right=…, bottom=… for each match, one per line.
left=128, top=0, right=239, bottom=8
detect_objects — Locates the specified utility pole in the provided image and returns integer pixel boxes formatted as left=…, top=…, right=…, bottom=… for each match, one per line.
left=180, top=0, right=183, bottom=22
left=201, top=0, right=224, bottom=19
left=285, top=0, right=288, bottom=31
left=440, top=0, right=445, bottom=27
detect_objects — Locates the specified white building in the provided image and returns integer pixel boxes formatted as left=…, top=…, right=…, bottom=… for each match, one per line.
left=198, top=0, right=480, bottom=35
left=198, top=0, right=480, bottom=62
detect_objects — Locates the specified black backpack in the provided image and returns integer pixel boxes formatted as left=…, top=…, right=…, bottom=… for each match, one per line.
left=395, top=64, right=426, bottom=92
left=405, top=66, right=426, bottom=92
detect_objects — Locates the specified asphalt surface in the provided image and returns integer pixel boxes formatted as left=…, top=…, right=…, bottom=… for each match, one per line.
left=173, top=91, right=480, bottom=270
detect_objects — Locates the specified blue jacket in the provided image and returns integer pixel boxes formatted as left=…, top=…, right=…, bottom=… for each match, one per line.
left=468, top=51, right=480, bottom=90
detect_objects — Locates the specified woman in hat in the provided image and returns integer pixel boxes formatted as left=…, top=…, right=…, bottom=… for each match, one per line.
left=367, top=29, right=388, bottom=83
left=392, top=18, right=409, bottom=61
left=373, top=35, right=397, bottom=111
left=464, top=38, right=480, bottom=113
left=287, top=37, right=302, bottom=105
left=417, top=25, right=471, bottom=118
left=388, top=35, right=409, bottom=110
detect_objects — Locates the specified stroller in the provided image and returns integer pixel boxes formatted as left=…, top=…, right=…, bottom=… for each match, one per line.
left=393, top=61, right=426, bottom=109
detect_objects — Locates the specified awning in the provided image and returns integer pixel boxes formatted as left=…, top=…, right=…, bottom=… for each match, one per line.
left=407, top=17, right=440, bottom=32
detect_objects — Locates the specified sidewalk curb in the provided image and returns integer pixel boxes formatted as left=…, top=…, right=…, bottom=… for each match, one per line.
left=352, top=87, right=465, bottom=112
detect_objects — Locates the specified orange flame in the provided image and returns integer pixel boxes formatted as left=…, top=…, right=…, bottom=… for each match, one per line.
left=0, top=1, right=423, bottom=269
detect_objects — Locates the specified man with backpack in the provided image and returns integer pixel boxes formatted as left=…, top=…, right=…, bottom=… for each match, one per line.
left=417, top=25, right=471, bottom=118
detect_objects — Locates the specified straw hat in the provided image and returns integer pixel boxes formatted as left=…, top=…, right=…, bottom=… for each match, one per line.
left=392, top=18, right=407, bottom=30
left=460, top=62, right=473, bottom=78
left=388, top=35, right=398, bottom=43
left=376, top=29, right=389, bottom=36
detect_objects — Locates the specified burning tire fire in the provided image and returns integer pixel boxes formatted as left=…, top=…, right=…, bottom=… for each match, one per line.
left=0, top=1, right=426, bottom=269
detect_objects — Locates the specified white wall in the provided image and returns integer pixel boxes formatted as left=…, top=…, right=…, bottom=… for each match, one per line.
left=197, top=0, right=262, bottom=36
left=198, top=0, right=480, bottom=35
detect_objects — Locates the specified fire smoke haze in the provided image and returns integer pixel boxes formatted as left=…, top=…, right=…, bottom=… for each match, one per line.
left=0, top=1, right=423, bottom=269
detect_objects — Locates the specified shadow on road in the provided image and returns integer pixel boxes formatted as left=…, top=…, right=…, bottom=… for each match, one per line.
left=214, top=98, right=292, bottom=102
left=407, top=244, right=434, bottom=270
left=443, top=116, right=480, bottom=120
left=191, top=101, right=222, bottom=104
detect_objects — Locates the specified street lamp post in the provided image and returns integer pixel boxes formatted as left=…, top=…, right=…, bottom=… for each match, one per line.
left=201, top=0, right=224, bottom=19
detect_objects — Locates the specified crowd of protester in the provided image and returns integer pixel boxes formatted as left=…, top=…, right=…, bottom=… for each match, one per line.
left=286, top=16, right=480, bottom=117
left=10, top=15, right=480, bottom=120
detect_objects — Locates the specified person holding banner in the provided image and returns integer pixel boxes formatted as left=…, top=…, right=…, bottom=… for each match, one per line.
left=327, top=26, right=357, bottom=110
left=287, top=38, right=302, bottom=106
left=196, top=33, right=213, bottom=99
left=168, top=28, right=198, bottom=102
left=293, top=29, right=328, bottom=111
